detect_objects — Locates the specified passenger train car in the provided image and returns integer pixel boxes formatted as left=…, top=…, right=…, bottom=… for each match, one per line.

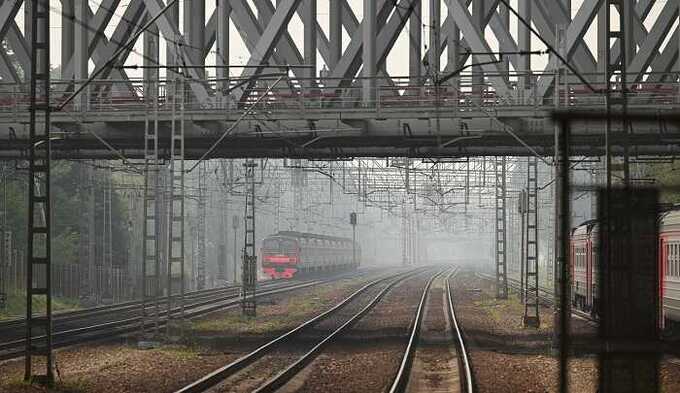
left=571, top=210, right=680, bottom=331
left=261, top=231, right=360, bottom=279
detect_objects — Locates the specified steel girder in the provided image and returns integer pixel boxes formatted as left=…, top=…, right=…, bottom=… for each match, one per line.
left=60, top=0, right=129, bottom=83
left=444, top=0, right=511, bottom=95
left=626, top=0, right=678, bottom=82
left=232, top=0, right=303, bottom=99
left=0, top=1, right=679, bottom=108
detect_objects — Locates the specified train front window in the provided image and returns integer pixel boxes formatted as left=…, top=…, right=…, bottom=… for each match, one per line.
left=263, top=238, right=297, bottom=254
left=281, top=239, right=296, bottom=253
left=263, top=239, right=280, bottom=253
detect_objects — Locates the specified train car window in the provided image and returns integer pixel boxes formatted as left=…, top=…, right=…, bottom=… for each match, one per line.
left=666, top=242, right=680, bottom=278
left=668, top=244, right=678, bottom=277
left=675, top=244, right=679, bottom=277
left=664, top=243, right=673, bottom=276
left=674, top=243, right=676, bottom=277
left=667, top=244, right=672, bottom=277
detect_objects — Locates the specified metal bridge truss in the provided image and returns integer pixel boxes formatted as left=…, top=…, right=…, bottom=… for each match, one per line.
left=494, top=156, right=508, bottom=299
left=2, top=1, right=680, bottom=158
left=523, top=156, right=539, bottom=327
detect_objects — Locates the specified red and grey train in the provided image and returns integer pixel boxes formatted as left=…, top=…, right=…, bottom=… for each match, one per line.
left=261, top=231, right=360, bottom=279
left=571, top=210, right=680, bottom=330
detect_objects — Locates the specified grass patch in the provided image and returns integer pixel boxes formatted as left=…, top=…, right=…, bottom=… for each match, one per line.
left=191, top=280, right=357, bottom=335
left=474, top=294, right=524, bottom=323
left=0, top=293, right=81, bottom=320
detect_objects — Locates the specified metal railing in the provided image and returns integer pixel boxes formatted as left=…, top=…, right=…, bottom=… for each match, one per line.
left=0, top=73, right=678, bottom=115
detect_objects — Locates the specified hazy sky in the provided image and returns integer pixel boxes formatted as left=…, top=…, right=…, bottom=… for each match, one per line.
left=20, top=0, right=674, bottom=80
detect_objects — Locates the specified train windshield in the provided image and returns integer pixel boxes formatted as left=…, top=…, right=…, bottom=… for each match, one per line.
left=263, top=238, right=296, bottom=253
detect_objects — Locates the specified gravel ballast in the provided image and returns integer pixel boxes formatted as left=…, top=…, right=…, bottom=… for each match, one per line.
left=0, top=272, right=386, bottom=393
left=452, top=271, right=680, bottom=393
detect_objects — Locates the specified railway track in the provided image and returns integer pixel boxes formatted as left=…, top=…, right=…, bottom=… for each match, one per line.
left=0, top=281, right=274, bottom=339
left=174, top=267, right=428, bottom=393
left=389, top=268, right=474, bottom=393
left=0, top=269, right=373, bottom=361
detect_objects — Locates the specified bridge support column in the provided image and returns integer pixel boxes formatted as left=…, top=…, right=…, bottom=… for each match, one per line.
left=329, top=0, right=342, bottom=70
left=447, top=1, right=460, bottom=104
left=429, top=0, right=441, bottom=80
left=304, top=0, right=316, bottom=86
left=216, top=0, right=231, bottom=106
left=362, top=0, right=377, bottom=106
left=143, top=16, right=159, bottom=101
left=409, top=0, right=421, bottom=86
left=499, top=0, right=509, bottom=75
left=518, top=0, right=531, bottom=102
left=74, top=0, right=88, bottom=111
left=166, top=0, right=179, bottom=76
left=472, top=0, right=485, bottom=104
left=61, top=0, right=74, bottom=80
left=184, top=0, right=205, bottom=78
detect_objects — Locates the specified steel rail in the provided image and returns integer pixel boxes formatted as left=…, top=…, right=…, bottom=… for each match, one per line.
left=0, top=281, right=258, bottom=330
left=250, top=268, right=433, bottom=393
left=447, top=269, right=475, bottom=393
left=0, top=279, right=293, bottom=342
left=1, top=268, right=379, bottom=333
left=0, top=271, right=372, bottom=361
left=387, top=269, right=445, bottom=393
left=0, top=280, right=313, bottom=352
left=0, top=279, right=324, bottom=359
left=175, top=267, right=427, bottom=393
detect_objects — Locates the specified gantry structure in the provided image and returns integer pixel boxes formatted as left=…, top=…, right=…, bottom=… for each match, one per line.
left=5, top=0, right=679, bottom=385
left=0, top=0, right=679, bottom=159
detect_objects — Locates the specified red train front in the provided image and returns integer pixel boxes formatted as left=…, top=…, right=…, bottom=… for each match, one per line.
left=262, top=235, right=300, bottom=279
left=261, top=231, right=359, bottom=280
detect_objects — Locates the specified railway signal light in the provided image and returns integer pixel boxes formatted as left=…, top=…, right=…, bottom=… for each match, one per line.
left=350, top=212, right=357, bottom=226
